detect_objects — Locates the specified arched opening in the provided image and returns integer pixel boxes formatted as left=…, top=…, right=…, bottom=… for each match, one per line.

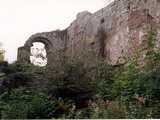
left=30, top=42, right=47, bottom=67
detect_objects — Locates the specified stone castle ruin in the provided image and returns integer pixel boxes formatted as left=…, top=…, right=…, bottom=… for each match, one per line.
left=17, top=0, right=160, bottom=66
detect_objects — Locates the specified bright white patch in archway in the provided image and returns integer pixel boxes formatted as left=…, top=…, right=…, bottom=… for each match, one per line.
left=30, top=42, right=47, bottom=67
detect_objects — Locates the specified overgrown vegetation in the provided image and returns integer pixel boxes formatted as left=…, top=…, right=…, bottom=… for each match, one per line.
left=0, top=43, right=5, bottom=62
left=0, top=29, right=160, bottom=119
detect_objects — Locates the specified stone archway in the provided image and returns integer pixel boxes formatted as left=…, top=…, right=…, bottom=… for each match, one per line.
left=17, top=36, right=53, bottom=66
left=24, top=36, right=53, bottom=51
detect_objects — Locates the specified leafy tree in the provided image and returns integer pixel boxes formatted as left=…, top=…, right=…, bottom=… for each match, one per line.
left=0, top=43, right=5, bottom=62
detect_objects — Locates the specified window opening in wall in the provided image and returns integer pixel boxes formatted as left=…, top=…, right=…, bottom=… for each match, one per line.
left=30, top=42, right=47, bottom=67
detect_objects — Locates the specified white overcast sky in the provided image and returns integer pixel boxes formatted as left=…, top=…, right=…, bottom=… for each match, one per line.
left=0, top=0, right=114, bottom=63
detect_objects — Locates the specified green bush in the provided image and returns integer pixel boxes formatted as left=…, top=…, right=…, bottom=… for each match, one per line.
left=94, top=60, right=114, bottom=100
left=1, top=49, right=160, bottom=119
left=0, top=88, right=55, bottom=119
left=47, top=58, right=96, bottom=108
left=111, top=61, right=139, bottom=101
left=0, top=62, right=49, bottom=93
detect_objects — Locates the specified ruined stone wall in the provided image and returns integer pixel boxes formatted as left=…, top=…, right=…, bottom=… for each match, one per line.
left=17, top=0, right=160, bottom=65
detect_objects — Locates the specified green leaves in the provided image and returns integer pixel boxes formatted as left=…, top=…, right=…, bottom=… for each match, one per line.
left=0, top=88, right=56, bottom=119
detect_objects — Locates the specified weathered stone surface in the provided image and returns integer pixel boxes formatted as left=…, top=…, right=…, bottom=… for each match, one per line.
left=17, top=0, right=160, bottom=65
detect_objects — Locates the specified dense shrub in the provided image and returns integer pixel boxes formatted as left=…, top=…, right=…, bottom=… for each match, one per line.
left=1, top=49, right=160, bottom=118
left=0, top=88, right=75, bottom=119
left=94, top=60, right=115, bottom=100
left=0, top=62, right=49, bottom=93
left=0, top=88, right=55, bottom=119
left=1, top=72, right=32, bottom=90
left=47, top=59, right=97, bottom=108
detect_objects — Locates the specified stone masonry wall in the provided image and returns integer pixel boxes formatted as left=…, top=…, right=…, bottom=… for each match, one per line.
left=17, top=0, right=160, bottom=65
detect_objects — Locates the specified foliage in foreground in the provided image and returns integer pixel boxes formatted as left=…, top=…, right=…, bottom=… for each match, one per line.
left=0, top=50, right=160, bottom=119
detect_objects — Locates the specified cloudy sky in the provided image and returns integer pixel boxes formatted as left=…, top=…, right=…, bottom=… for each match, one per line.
left=0, top=0, right=113, bottom=62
